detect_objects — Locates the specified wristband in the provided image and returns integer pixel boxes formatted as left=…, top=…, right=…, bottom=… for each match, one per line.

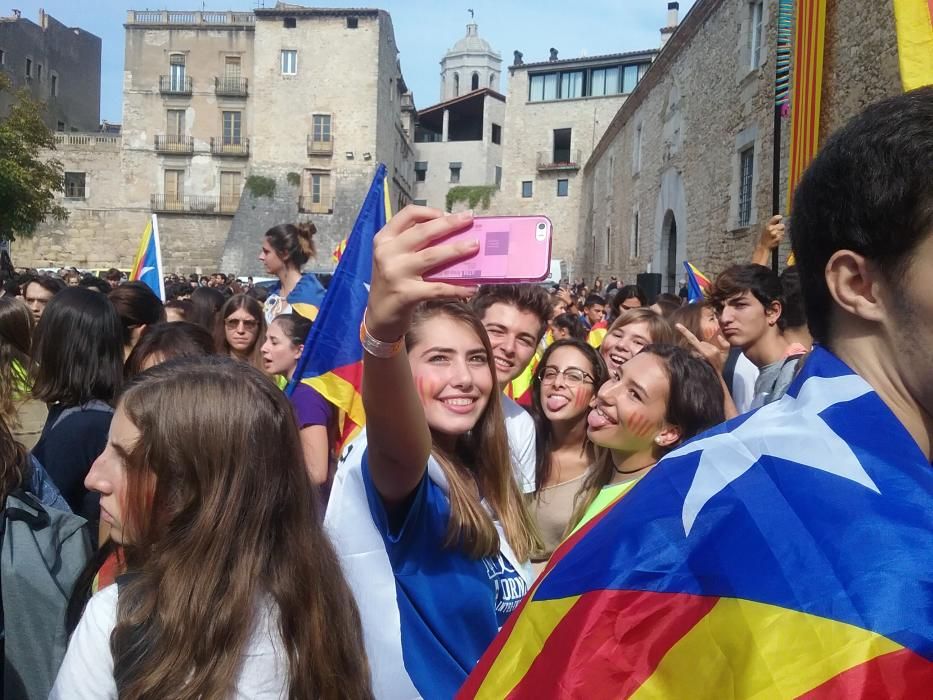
left=360, top=314, right=404, bottom=358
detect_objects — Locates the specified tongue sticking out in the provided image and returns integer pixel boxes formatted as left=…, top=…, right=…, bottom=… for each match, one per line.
left=546, top=395, right=570, bottom=412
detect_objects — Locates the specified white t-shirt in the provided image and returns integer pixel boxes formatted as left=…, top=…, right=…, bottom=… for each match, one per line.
left=501, top=394, right=537, bottom=494
left=51, top=585, right=288, bottom=699
left=731, top=352, right=760, bottom=415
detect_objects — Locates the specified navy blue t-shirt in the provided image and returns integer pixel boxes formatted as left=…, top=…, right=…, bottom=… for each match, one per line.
left=362, top=452, right=528, bottom=698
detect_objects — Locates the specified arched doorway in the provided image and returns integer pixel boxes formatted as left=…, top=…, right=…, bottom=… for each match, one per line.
left=660, top=210, right=678, bottom=294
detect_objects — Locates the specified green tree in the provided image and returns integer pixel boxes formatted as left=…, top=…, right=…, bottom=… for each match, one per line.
left=0, top=73, right=67, bottom=241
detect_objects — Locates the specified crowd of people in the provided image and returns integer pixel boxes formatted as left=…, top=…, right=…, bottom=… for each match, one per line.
left=0, top=89, right=930, bottom=699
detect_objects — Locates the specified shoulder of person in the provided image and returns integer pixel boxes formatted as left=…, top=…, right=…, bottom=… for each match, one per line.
left=500, top=394, right=531, bottom=422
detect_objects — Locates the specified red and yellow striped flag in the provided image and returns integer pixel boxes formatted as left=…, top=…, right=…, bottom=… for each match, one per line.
left=894, top=0, right=933, bottom=90
left=786, top=0, right=828, bottom=213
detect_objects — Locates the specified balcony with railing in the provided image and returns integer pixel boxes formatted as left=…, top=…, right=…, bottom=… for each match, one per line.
left=151, top=195, right=238, bottom=215
left=53, top=133, right=121, bottom=150
left=154, top=134, right=194, bottom=154
left=128, top=10, right=255, bottom=27
left=298, top=195, right=334, bottom=214
left=159, top=75, right=193, bottom=95
left=210, top=137, right=249, bottom=157
left=536, top=150, right=582, bottom=171
left=307, top=135, right=334, bottom=156
left=214, top=77, right=248, bottom=97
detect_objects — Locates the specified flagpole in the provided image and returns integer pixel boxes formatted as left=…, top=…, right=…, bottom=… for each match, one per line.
left=151, top=213, right=166, bottom=301
left=772, top=0, right=793, bottom=273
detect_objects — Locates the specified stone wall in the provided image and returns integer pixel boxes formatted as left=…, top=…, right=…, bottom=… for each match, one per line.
left=575, top=0, right=903, bottom=290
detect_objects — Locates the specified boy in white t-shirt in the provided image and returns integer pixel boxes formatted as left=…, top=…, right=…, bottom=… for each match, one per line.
left=472, top=285, right=552, bottom=493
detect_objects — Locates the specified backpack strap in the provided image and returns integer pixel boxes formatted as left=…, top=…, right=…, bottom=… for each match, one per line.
left=3, top=488, right=50, bottom=530
left=50, top=400, right=114, bottom=432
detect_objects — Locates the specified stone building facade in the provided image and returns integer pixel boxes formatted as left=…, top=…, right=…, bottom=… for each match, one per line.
left=13, top=5, right=415, bottom=276
left=575, top=0, right=903, bottom=291
left=489, top=48, right=657, bottom=269
left=0, top=8, right=101, bottom=132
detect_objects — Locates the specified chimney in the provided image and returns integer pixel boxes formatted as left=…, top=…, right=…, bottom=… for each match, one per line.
left=512, top=50, right=524, bottom=67
left=548, top=48, right=559, bottom=62
left=660, top=1, right=679, bottom=48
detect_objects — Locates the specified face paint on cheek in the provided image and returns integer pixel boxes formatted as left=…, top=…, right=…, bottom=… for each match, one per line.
left=572, top=387, right=590, bottom=410
left=625, top=411, right=655, bottom=439
left=415, top=375, right=438, bottom=401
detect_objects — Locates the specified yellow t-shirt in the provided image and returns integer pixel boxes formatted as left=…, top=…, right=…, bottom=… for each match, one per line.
left=570, top=478, right=640, bottom=535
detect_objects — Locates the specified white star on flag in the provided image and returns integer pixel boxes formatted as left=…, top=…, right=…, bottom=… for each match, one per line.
left=670, top=373, right=880, bottom=536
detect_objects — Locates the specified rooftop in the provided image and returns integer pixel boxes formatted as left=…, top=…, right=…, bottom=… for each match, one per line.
left=513, top=48, right=658, bottom=71
left=446, top=23, right=500, bottom=58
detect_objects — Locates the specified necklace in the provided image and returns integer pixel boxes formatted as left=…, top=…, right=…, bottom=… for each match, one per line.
left=612, top=461, right=655, bottom=475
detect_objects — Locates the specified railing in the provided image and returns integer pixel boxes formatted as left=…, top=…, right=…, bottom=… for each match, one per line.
left=307, top=136, right=334, bottom=155
left=210, top=137, right=249, bottom=156
left=54, top=133, right=121, bottom=148
left=159, top=75, right=193, bottom=95
left=536, top=150, right=582, bottom=171
left=128, top=10, right=255, bottom=26
left=151, top=195, right=238, bottom=215
left=298, top=195, right=334, bottom=214
left=214, top=76, right=248, bottom=96
left=154, top=134, right=194, bottom=154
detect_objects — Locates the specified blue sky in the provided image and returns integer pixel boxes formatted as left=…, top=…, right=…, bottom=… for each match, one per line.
left=15, top=0, right=695, bottom=123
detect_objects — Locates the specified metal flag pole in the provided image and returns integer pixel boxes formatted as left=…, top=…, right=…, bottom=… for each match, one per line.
left=772, top=0, right=793, bottom=273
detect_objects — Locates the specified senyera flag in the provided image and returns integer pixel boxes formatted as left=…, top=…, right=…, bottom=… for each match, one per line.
left=460, top=347, right=933, bottom=698
left=893, top=0, right=933, bottom=90
left=683, top=260, right=711, bottom=303
left=130, top=214, right=165, bottom=301
left=286, top=164, right=391, bottom=452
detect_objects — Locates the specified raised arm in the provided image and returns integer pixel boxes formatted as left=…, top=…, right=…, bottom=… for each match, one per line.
left=752, top=214, right=785, bottom=266
left=362, top=207, right=479, bottom=506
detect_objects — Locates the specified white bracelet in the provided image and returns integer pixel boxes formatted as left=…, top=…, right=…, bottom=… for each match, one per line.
left=359, top=315, right=403, bottom=358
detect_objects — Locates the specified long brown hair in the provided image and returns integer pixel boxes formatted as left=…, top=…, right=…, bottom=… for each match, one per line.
left=407, top=302, right=541, bottom=562
left=216, top=294, right=266, bottom=370
left=0, top=296, right=34, bottom=426
left=568, top=344, right=725, bottom=531
left=112, top=357, right=371, bottom=700
left=0, top=416, right=29, bottom=504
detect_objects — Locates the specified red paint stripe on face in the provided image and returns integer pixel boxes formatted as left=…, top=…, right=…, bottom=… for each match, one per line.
left=625, top=411, right=655, bottom=439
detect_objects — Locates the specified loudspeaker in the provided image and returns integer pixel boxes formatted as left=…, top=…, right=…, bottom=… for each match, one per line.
left=636, top=273, right=662, bottom=305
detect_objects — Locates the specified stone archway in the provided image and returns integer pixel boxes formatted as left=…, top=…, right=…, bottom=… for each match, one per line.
left=653, top=168, right=688, bottom=295
left=661, top=212, right=678, bottom=294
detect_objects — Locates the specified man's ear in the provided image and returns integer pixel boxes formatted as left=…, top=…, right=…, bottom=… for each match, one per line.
left=765, top=300, right=783, bottom=327
left=824, top=250, right=886, bottom=325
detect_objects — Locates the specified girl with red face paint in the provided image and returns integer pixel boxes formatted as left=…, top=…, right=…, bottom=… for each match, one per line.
left=528, top=339, right=608, bottom=572
left=568, top=344, right=726, bottom=532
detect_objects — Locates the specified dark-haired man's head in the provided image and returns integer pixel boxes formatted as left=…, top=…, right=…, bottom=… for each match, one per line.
left=79, top=275, right=111, bottom=294
left=471, top=284, right=551, bottom=387
left=779, top=266, right=812, bottom=349
left=791, top=87, right=933, bottom=446
left=710, top=264, right=788, bottom=366
left=104, top=268, right=123, bottom=288
left=24, top=275, right=66, bottom=322
left=582, top=294, right=606, bottom=327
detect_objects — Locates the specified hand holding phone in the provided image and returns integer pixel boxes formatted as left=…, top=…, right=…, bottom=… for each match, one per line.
left=422, top=215, right=553, bottom=285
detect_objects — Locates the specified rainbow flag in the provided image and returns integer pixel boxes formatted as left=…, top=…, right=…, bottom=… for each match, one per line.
left=894, top=0, right=933, bottom=90
left=787, top=0, right=828, bottom=212
left=129, top=214, right=165, bottom=301
left=286, top=165, right=390, bottom=452
left=460, top=347, right=933, bottom=698
left=683, top=260, right=711, bottom=303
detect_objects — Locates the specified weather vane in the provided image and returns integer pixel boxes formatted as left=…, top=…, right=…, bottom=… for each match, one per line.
left=468, top=8, right=474, bottom=20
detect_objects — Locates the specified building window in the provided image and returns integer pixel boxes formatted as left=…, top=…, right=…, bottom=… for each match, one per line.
left=312, top=114, right=332, bottom=143
left=167, top=109, right=185, bottom=136
left=553, top=128, right=572, bottom=164
left=223, top=111, right=242, bottom=144
left=168, top=54, right=187, bottom=92
left=590, top=66, right=620, bottom=97
left=491, top=123, right=501, bottom=144
left=413, top=199, right=427, bottom=206
left=164, top=169, right=184, bottom=207
left=495, top=166, right=502, bottom=188
left=622, top=64, right=639, bottom=93
left=529, top=72, right=558, bottom=101
left=631, top=211, right=640, bottom=259
left=220, top=171, right=242, bottom=212
left=453, top=73, right=459, bottom=97
left=283, top=17, right=297, bottom=28
left=281, top=50, right=298, bottom=75
left=449, top=163, right=461, bottom=183
left=0, top=50, right=5, bottom=65
left=36, top=64, right=42, bottom=81
left=50, top=74, right=58, bottom=96
left=64, top=172, right=86, bottom=199
left=224, top=56, right=241, bottom=83
left=56, top=121, right=65, bottom=132
left=25, top=58, right=32, bottom=78
left=521, top=181, right=533, bottom=198
left=346, top=16, right=359, bottom=29
left=606, top=227, right=611, bottom=263
left=560, top=70, right=584, bottom=99
left=749, top=1, right=764, bottom=69
left=301, top=171, right=331, bottom=212
left=557, top=179, right=569, bottom=197
left=414, top=161, right=427, bottom=182
left=738, top=146, right=755, bottom=227
left=471, top=72, right=479, bottom=91
left=489, top=73, right=495, bottom=87
left=634, top=123, right=643, bottom=173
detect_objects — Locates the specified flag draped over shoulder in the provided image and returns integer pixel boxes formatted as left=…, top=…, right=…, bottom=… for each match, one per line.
left=893, top=0, right=933, bottom=90
left=130, top=214, right=165, bottom=301
left=286, top=164, right=390, bottom=451
left=460, top=346, right=933, bottom=698
left=683, top=260, right=711, bottom=303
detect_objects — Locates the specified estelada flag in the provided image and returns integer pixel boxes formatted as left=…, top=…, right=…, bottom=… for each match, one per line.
left=683, top=260, right=711, bottom=303
left=461, top=347, right=933, bottom=698
left=286, top=164, right=391, bottom=451
left=130, top=214, right=165, bottom=301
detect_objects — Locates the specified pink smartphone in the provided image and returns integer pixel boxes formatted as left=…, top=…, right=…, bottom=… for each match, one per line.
left=423, top=215, right=553, bottom=284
